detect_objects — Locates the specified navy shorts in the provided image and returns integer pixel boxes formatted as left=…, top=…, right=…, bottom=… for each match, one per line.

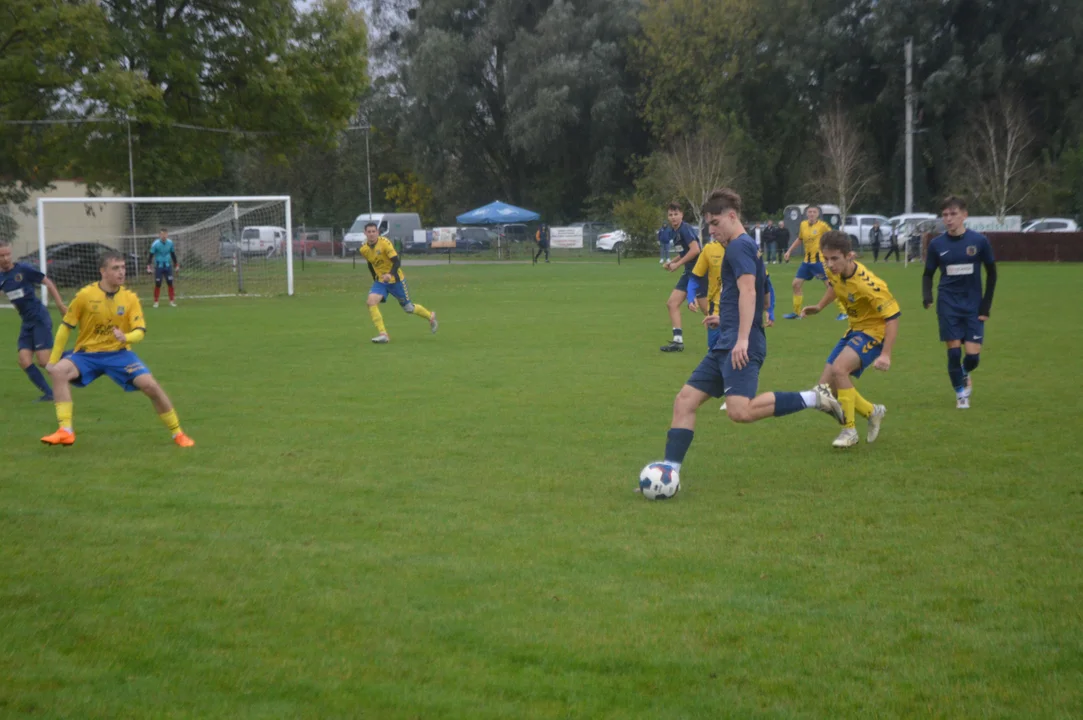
left=64, top=350, right=150, bottom=392
left=826, top=331, right=883, bottom=378
left=154, top=266, right=174, bottom=284
left=795, top=260, right=827, bottom=281
left=18, top=316, right=53, bottom=352
left=369, top=279, right=412, bottom=308
left=938, top=310, right=984, bottom=344
left=674, top=271, right=707, bottom=297
left=686, top=348, right=764, bottom=399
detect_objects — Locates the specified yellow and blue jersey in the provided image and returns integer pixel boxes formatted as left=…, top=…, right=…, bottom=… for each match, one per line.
left=825, top=262, right=900, bottom=341
left=360, top=238, right=403, bottom=281
left=62, top=283, right=146, bottom=354
left=690, top=240, right=725, bottom=313
left=798, top=219, right=832, bottom=263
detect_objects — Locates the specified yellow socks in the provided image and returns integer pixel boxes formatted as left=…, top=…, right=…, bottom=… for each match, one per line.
left=368, top=305, right=387, bottom=334
left=55, top=401, right=73, bottom=431
left=853, top=389, right=874, bottom=418
left=837, top=388, right=856, bottom=429
left=411, top=303, right=432, bottom=321
left=159, top=409, right=182, bottom=436
left=792, top=294, right=803, bottom=315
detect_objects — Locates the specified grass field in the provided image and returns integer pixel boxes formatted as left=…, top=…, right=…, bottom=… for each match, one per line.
left=2, top=259, right=1082, bottom=718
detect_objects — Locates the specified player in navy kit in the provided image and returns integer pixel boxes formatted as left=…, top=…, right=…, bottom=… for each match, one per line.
left=0, top=239, right=68, bottom=400
left=659, top=202, right=702, bottom=352
left=923, top=196, right=997, bottom=409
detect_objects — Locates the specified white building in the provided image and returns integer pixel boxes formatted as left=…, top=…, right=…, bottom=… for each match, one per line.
left=2, top=180, right=127, bottom=257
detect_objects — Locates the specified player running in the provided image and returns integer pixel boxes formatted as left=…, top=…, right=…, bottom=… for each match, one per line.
left=659, top=202, right=702, bottom=352
left=659, top=188, right=845, bottom=476
left=801, top=231, right=899, bottom=448
left=782, top=205, right=847, bottom=321
left=41, top=251, right=194, bottom=447
left=922, top=195, right=997, bottom=409
left=148, top=228, right=179, bottom=308
left=360, top=223, right=437, bottom=343
left=0, top=239, right=68, bottom=401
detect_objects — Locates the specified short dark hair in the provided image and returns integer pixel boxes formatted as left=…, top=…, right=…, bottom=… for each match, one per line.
left=364, top=222, right=378, bottom=230
left=820, top=230, right=852, bottom=254
left=941, top=195, right=968, bottom=212
left=700, top=188, right=742, bottom=217
left=99, top=250, right=126, bottom=268
left=0, top=239, right=11, bottom=248
left=667, top=202, right=684, bottom=213
left=159, top=227, right=168, bottom=233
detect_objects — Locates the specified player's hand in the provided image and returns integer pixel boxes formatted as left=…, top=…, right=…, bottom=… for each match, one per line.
left=175, top=265, right=181, bottom=273
left=873, top=355, right=891, bottom=372
left=381, top=273, right=393, bottom=283
left=783, top=251, right=791, bottom=262
left=800, top=305, right=819, bottom=318
left=702, top=314, right=720, bottom=329
left=146, top=265, right=153, bottom=274
left=978, top=315, right=989, bottom=322
left=765, top=315, right=774, bottom=327
left=923, top=300, right=933, bottom=309
left=731, top=338, right=749, bottom=369
left=687, top=302, right=699, bottom=313
left=112, top=327, right=126, bottom=342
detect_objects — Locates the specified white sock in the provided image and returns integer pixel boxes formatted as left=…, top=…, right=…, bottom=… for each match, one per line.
left=667, top=461, right=682, bottom=471
left=799, top=390, right=818, bottom=407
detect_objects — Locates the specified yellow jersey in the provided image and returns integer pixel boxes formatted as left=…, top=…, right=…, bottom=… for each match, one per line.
left=798, top=219, right=832, bottom=263
left=825, top=262, right=900, bottom=341
left=691, top=240, right=725, bottom=313
left=360, top=238, right=404, bottom=281
left=62, top=283, right=146, bottom=354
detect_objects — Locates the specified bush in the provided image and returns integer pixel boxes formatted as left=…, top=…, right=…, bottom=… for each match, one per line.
left=612, top=195, right=662, bottom=257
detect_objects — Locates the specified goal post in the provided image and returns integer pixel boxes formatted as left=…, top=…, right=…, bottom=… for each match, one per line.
left=36, top=196, right=293, bottom=300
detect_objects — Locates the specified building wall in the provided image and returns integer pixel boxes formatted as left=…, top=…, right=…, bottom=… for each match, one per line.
left=3, top=181, right=126, bottom=257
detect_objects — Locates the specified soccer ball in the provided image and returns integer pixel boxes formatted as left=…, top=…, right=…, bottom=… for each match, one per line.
left=638, top=462, right=680, bottom=500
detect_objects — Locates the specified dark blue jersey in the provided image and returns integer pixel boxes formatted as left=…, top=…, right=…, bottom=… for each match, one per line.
left=714, top=234, right=766, bottom=352
left=0, top=262, right=48, bottom=323
left=924, top=230, right=997, bottom=315
left=659, top=222, right=699, bottom=271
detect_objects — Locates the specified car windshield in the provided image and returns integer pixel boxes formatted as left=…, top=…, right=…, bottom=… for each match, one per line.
left=242, top=228, right=260, bottom=240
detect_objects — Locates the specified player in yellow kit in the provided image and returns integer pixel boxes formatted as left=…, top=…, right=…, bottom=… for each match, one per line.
left=783, top=205, right=847, bottom=320
left=41, top=251, right=194, bottom=447
left=360, top=223, right=438, bottom=343
left=801, top=231, right=899, bottom=448
left=685, top=237, right=724, bottom=348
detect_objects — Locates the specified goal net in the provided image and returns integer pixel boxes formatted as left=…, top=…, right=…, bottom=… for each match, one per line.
left=35, top=196, right=294, bottom=299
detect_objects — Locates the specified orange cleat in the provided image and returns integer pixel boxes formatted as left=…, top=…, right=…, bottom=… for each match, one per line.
left=41, top=428, right=76, bottom=446
left=173, top=432, right=195, bottom=448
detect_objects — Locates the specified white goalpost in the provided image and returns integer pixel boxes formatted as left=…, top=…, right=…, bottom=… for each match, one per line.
left=36, top=196, right=293, bottom=300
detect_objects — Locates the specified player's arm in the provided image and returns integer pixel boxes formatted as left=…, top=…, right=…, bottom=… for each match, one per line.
left=979, top=241, right=997, bottom=318
left=801, top=284, right=837, bottom=317
left=40, top=276, right=68, bottom=315
left=113, top=296, right=147, bottom=345
left=730, top=272, right=757, bottom=369
left=171, top=249, right=179, bottom=270
left=385, top=253, right=403, bottom=283
left=922, top=243, right=939, bottom=308
left=668, top=236, right=701, bottom=269
left=686, top=254, right=709, bottom=310
left=765, top=275, right=776, bottom=323
left=47, top=294, right=82, bottom=366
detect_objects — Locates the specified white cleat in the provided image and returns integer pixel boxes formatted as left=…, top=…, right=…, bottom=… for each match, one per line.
left=429, top=310, right=438, bottom=334
left=170, top=301, right=177, bottom=307
left=867, top=404, right=886, bottom=443
left=956, top=395, right=970, bottom=409
left=833, top=427, right=860, bottom=448
left=720, top=402, right=727, bottom=412
left=153, top=302, right=159, bottom=308
left=371, top=333, right=390, bottom=344
left=812, top=383, right=846, bottom=424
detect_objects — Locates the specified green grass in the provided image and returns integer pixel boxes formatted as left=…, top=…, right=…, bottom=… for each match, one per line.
left=2, top=260, right=1082, bottom=719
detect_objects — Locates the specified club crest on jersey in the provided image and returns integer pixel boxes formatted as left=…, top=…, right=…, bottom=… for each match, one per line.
left=117, top=306, right=125, bottom=316
left=847, top=293, right=856, bottom=303
left=14, top=273, right=22, bottom=282
left=966, top=245, right=977, bottom=256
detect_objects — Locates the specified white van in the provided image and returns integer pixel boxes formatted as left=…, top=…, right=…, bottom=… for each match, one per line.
left=240, top=226, right=287, bottom=257
left=343, top=212, right=422, bottom=253
left=841, top=214, right=891, bottom=248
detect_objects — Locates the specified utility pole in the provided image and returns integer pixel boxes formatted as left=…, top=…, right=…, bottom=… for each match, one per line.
left=904, top=37, right=914, bottom=214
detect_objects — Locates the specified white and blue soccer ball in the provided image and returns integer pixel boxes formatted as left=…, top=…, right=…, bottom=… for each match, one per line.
left=638, top=462, right=680, bottom=500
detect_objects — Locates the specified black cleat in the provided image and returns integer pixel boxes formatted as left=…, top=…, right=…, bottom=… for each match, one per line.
left=660, top=341, right=685, bottom=352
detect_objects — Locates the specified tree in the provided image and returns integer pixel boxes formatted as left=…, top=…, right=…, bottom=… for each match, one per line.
left=953, top=94, right=1036, bottom=220
left=810, top=102, right=879, bottom=225
left=655, top=126, right=742, bottom=227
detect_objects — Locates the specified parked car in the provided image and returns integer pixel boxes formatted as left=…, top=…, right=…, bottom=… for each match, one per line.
left=494, top=223, right=530, bottom=245
left=596, top=229, right=627, bottom=253
left=240, top=226, right=287, bottom=257
left=887, top=213, right=937, bottom=243
left=456, top=227, right=492, bottom=251
left=570, top=220, right=615, bottom=248
left=841, top=214, right=891, bottom=248
left=292, top=231, right=343, bottom=257
left=1021, top=217, right=1080, bottom=232
left=18, top=243, right=139, bottom=287
left=402, top=229, right=431, bottom=254
left=343, top=212, right=422, bottom=254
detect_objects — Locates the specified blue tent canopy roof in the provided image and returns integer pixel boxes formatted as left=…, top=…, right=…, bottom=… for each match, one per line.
left=456, top=200, right=540, bottom=225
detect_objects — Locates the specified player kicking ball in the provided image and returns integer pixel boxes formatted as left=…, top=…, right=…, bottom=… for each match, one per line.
left=801, top=231, right=899, bottom=448
left=360, top=222, right=437, bottom=343
left=41, top=251, right=194, bottom=447
left=660, top=188, right=845, bottom=475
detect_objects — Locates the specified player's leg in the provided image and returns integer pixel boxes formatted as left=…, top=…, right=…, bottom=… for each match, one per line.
left=961, top=316, right=984, bottom=400
left=17, top=340, right=52, bottom=398
left=664, top=352, right=725, bottom=469
left=939, top=310, right=969, bottom=407
left=166, top=269, right=176, bottom=306
left=723, top=351, right=843, bottom=425
left=785, top=273, right=805, bottom=319
left=366, top=287, right=390, bottom=342
left=131, top=373, right=194, bottom=446
left=663, top=281, right=688, bottom=350
left=153, top=267, right=164, bottom=307
left=827, top=345, right=869, bottom=448
left=41, top=358, right=80, bottom=445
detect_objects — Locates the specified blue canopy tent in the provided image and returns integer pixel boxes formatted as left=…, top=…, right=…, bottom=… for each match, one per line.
left=456, top=200, right=540, bottom=225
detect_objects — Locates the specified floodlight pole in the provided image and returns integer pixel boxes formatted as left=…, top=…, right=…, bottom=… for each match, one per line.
left=365, top=126, right=373, bottom=218
left=904, top=37, right=914, bottom=215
